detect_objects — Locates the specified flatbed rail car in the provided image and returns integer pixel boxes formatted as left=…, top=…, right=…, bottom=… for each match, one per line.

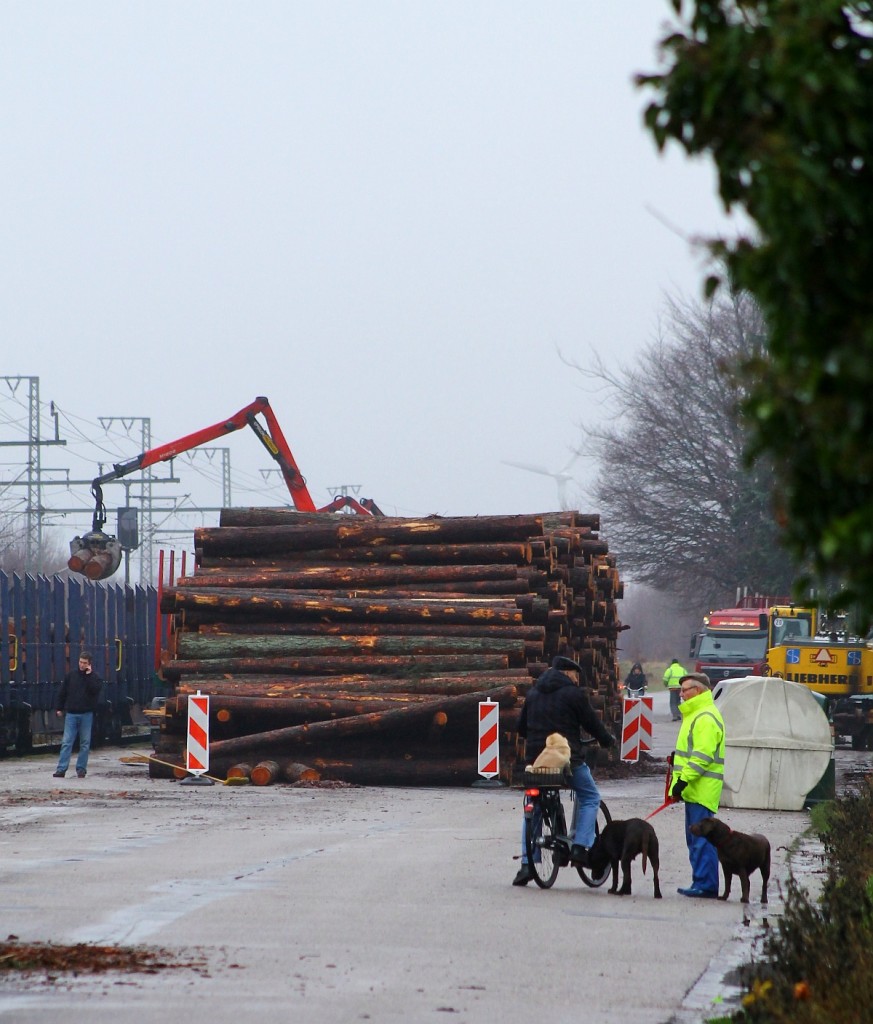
left=0, top=568, right=161, bottom=754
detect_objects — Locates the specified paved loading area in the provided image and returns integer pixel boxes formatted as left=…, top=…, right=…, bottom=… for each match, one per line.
left=0, top=691, right=824, bottom=1024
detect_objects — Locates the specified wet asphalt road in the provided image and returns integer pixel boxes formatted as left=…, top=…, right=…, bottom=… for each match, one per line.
left=0, top=689, right=840, bottom=1024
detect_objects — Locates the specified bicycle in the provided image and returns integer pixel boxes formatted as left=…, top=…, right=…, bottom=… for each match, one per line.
left=522, top=766, right=612, bottom=889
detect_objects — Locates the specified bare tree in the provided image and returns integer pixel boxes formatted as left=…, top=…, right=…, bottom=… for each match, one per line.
left=572, top=291, right=796, bottom=610
left=0, top=518, right=70, bottom=575
left=617, top=582, right=700, bottom=665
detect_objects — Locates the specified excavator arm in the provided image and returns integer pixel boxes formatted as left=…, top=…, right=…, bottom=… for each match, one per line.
left=69, top=396, right=378, bottom=581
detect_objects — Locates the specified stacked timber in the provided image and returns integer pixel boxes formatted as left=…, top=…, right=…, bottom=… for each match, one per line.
left=154, top=510, right=625, bottom=785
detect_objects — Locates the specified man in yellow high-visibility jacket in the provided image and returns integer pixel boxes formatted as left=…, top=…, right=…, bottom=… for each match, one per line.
left=662, top=658, right=686, bottom=721
left=670, top=672, right=725, bottom=898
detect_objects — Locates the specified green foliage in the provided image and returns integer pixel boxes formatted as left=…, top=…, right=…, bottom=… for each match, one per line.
left=806, top=797, right=835, bottom=837
left=640, top=1, right=873, bottom=626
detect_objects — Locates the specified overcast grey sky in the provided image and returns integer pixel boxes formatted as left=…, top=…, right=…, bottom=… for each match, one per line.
left=2, top=2, right=734, bottom=561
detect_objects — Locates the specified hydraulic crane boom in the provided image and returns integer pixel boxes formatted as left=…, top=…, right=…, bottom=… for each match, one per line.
left=89, top=397, right=316, bottom=532
left=68, top=396, right=377, bottom=581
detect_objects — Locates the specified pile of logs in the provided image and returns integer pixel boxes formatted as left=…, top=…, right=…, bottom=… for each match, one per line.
left=153, top=510, right=626, bottom=786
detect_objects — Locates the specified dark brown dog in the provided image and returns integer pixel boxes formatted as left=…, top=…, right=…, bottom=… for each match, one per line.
left=689, top=817, right=771, bottom=904
left=587, top=818, right=661, bottom=898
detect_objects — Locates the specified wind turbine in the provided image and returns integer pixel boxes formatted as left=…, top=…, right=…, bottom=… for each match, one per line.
left=502, top=453, right=580, bottom=510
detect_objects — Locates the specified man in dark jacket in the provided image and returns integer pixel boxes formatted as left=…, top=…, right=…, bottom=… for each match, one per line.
left=512, top=656, right=615, bottom=886
left=53, top=652, right=103, bottom=779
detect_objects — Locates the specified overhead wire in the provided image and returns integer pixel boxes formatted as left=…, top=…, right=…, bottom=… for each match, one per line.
left=2, top=390, right=334, bottom=562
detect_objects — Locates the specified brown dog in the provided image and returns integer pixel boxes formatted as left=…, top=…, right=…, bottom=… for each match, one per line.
left=689, top=817, right=770, bottom=904
left=587, top=818, right=661, bottom=898
left=526, top=733, right=571, bottom=772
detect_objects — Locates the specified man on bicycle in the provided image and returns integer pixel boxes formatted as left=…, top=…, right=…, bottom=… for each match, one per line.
left=512, top=656, right=615, bottom=886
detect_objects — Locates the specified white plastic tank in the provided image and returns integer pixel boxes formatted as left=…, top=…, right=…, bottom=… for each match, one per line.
left=712, top=676, right=833, bottom=811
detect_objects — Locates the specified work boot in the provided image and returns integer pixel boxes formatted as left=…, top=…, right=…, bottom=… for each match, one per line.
left=570, top=844, right=590, bottom=867
left=512, top=864, right=533, bottom=886
left=52, top=770, right=65, bottom=778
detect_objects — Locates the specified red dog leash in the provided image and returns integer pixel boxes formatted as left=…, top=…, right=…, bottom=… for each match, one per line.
left=645, top=799, right=675, bottom=820
left=646, top=752, right=678, bottom=820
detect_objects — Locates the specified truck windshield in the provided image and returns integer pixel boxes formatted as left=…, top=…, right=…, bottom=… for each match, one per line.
left=697, top=634, right=767, bottom=660
left=770, top=618, right=812, bottom=645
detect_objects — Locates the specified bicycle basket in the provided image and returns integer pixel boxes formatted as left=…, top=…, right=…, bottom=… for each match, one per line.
left=522, top=766, right=572, bottom=788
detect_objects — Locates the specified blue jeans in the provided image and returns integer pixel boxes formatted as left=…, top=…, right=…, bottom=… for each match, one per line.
left=521, top=763, right=601, bottom=863
left=685, top=801, right=719, bottom=893
left=57, top=712, right=94, bottom=774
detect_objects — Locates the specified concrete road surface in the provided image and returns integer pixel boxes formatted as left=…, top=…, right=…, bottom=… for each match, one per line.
left=0, top=690, right=823, bottom=1024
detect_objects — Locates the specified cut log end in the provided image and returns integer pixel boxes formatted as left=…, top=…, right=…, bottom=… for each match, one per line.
left=282, top=761, right=321, bottom=783
left=250, top=760, right=281, bottom=786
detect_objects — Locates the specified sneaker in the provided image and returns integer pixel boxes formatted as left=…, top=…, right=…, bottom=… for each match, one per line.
left=512, top=864, right=533, bottom=886
left=677, top=886, right=717, bottom=899
left=52, top=770, right=65, bottom=778
left=569, top=844, right=590, bottom=867
left=76, top=770, right=87, bottom=778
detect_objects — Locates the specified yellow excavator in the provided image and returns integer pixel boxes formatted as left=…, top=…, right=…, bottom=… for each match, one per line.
left=765, top=613, right=873, bottom=749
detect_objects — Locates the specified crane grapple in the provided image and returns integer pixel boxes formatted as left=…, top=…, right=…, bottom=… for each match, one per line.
left=68, top=530, right=123, bottom=581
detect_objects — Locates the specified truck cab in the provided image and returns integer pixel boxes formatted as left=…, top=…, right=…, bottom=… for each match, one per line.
left=695, top=608, right=769, bottom=684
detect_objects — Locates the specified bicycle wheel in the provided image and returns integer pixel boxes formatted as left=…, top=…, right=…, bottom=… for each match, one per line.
left=525, top=792, right=567, bottom=889
left=577, top=800, right=613, bottom=888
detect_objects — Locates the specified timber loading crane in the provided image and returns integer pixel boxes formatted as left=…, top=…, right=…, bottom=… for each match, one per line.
left=67, top=396, right=383, bottom=581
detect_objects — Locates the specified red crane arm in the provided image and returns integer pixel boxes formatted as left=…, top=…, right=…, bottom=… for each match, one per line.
left=90, top=396, right=317, bottom=529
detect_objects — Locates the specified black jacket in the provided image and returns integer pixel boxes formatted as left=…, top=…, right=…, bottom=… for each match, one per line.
left=624, top=665, right=647, bottom=689
left=57, top=668, right=103, bottom=714
left=518, top=666, right=613, bottom=768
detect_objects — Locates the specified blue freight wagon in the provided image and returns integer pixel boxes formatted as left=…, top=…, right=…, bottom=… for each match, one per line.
left=0, top=569, right=163, bottom=754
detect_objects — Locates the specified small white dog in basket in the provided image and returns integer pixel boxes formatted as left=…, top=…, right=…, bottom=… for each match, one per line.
left=526, top=732, right=571, bottom=772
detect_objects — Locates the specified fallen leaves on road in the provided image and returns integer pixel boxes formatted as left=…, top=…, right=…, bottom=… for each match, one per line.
left=290, top=779, right=357, bottom=789
left=0, top=935, right=210, bottom=975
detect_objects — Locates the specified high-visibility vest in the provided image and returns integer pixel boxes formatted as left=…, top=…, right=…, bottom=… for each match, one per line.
left=663, top=662, right=686, bottom=688
left=671, top=689, right=725, bottom=813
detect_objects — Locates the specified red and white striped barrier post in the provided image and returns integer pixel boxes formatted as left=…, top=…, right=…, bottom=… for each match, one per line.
left=477, top=700, right=500, bottom=779
left=182, top=691, right=215, bottom=786
left=638, top=695, right=653, bottom=752
left=620, top=696, right=654, bottom=763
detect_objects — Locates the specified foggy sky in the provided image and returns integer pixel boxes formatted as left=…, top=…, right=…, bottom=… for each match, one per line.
left=1, top=2, right=735, bottom=565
